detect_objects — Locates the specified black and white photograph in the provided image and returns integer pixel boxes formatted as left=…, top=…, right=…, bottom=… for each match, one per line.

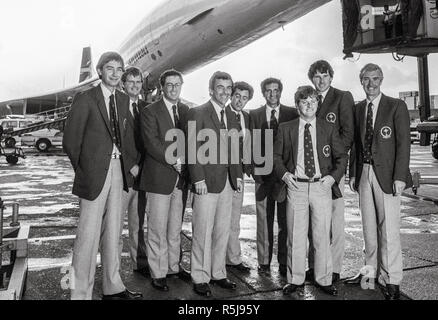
left=1, top=0, right=438, bottom=308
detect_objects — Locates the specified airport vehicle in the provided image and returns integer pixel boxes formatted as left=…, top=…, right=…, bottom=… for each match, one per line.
left=20, top=129, right=63, bottom=152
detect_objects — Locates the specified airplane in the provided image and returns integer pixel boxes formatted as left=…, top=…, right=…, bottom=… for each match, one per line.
left=0, top=0, right=330, bottom=117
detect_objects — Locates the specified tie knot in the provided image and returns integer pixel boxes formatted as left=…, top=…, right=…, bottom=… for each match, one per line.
left=305, top=123, right=311, bottom=130
left=221, top=109, right=224, bottom=116
left=172, top=105, right=177, bottom=112
left=110, top=94, right=115, bottom=103
left=271, top=109, right=276, bottom=116
left=132, top=102, right=137, bottom=108
left=318, top=95, right=323, bottom=103
left=368, top=102, right=373, bottom=109
left=236, top=113, right=241, bottom=121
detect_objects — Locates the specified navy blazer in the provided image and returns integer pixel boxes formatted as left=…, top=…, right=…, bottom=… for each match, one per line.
left=63, top=85, right=131, bottom=201
left=349, top=94, right=412, bottom=194
left=138, top=98, right=189, bottom=195
left=273, top=117, right=348, bottom=201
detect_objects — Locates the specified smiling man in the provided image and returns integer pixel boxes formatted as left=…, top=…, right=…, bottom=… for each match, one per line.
left=273, top=85, right=347, bottom=296
left=347, top=63, right=411, bottom=300
left=63, top=52, right=142, bottom=300
left=306, top=60, right=355, bottom=283
left=187, top=71, right=243, bottom=297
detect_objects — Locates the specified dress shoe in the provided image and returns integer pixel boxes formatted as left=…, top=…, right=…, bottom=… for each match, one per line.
left=167, top=268, right=191, bottom=281
left=193, top=283, right=212, bottom=297
left=257, top=264, right=270, bottom=274
left=344, top=273, right=375, bottom=285
left=102, top=289, right=143, bottom=300
left=226, top=263, right=251, bottom=273
left=332, top=272, right=340, bottom=283
left=210, top=278, right=237, bottom=290
left=383, top=284, right=400, bottom=300
left=316, top=283, right=338, bottom=296
left=305, top=269, right=314, bottom=282
left=151, top=278, right=169, bottom=292
left=279, top=264, right=287, bottom=276
left=283, top=283, right=304, bottom=296
left=134, top=267, right=150, bottom=278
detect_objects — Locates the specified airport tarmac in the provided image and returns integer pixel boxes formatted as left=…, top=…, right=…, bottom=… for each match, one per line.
left=1, top=144, right=437, bottom=300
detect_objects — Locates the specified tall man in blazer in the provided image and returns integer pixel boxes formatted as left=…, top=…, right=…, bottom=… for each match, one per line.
left=225, top=81, right=253, bottom=273
left=250, top=78, right=299, bottom=276
left=274, top=86, right=347, bottom=296
left=347, top=64, right=411, bottom=300
left=307, top=60, right=355, bottom=282
left=187, top=71, right=243, bottom=297
left=63, top=52, right=142, bottom=300
left=139, top=69, right=190, bottom=292
left=119, top=67, right=149, bottom=277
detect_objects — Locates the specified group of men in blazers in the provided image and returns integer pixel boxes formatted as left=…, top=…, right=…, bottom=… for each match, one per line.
left=63, top=51, right=411, bottom=300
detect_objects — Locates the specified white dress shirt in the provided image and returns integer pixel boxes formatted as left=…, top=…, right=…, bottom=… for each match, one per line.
left=211, top=99, right=227, bottom=129
left=163, top=97, right=179, bottom=126
left=265, top=104, right=280, bottom=128
left=365, top=93, right=382, bottom=127
left=318, top=87, right=330, bottom=103
left=100, top=83, right=120, bottom=155
left=129, top=98, right=139, bottom=118
left=295, top=118, right=321, bottom=179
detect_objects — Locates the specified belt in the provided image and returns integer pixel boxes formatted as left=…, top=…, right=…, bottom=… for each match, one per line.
left=296, top=177, right=321, bottom=183
left=111, top=154, right=121, bottom=159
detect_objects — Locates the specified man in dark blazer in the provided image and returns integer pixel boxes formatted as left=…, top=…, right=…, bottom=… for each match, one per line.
left=249, top=77, right=299, bottom=276
left=119, top=67, right=148, bottom=277
left=63, top=52, right=142, bottom=300
left=138, top=69, right=190, bottom=292
left=274, top=86, right=347, bottom=296
left=347, top=63, right=411, bottom=300
left=187, top=71, right=243, bottom=297
left=225, top=81, right=253, bottom=273
left=307, top=60, right=355, bottom=282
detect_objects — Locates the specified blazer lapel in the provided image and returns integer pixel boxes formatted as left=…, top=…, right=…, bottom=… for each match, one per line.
left=290, top=121, right=299, bottom=167
left=373, top=94, right=386, bottom=141
left=318, top=87, right=334, bottom=115
left=94, top=86, right=112, bottom=137
left=358, top=100, right=367, bottom=146
left=159, top=99, right=175, bottom=130
left=316, top=119, right=325, bottom=166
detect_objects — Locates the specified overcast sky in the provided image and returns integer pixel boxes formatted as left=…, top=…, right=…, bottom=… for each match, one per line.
left=0, top=0, right=436, bottom=109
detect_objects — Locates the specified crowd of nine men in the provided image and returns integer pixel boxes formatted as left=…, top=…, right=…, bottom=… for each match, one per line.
left=63, top=51, right=411, bottom=300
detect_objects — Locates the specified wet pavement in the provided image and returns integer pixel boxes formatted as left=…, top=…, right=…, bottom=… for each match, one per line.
left=1, top=144, right=437, bottom=300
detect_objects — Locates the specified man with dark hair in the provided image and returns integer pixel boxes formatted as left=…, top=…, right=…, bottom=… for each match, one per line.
left=347, top=63, right=411, bottom=300
left=225, top=81, right=253, bottom=273
left=250, top=77, right=298, bottom=276
left=307, top=60, right=355, bottom=283
left=187, top=71, right=243, bottom=297
left=64, top=52, right=142, bottom=300
left=139, top=69, right=190, bottom=292
left=119, top=66, right=149, bottom=278
left=274, top=85, right=347, bottom=296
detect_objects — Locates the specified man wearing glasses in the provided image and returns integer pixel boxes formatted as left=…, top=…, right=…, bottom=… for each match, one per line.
left=139, top=69, right=190, bottom=292
left=273, top=86, right=347, bottom=296
left=347, top=64, right=411, bottom=300
left=120, top=67, right=149, bottom=278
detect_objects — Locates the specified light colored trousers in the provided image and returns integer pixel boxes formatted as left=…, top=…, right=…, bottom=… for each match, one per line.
left=309, top=176, right=345, bottom=274
left=70, top=159, right=125, bottom=300
left=287, top=181, right=333, bottom=286
left=226, top=183, right=244, bottom=265
left=358, top=164, right=403, bottom=285
left=147, top=186, right=184, bottom=279
left=118, top=187, right=148, bottom=270
left=191, top=179, right=233, bottom=284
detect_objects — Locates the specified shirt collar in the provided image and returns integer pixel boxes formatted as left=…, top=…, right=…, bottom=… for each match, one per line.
left=163, top=97, right=178, bottom=111
left=299, top=117, right=316, bottom=128
left=129, top=98, right=139, bottom=106
left=210, top=99, right=225, bottom=114
left=318, top=87, right=330, bottom=101
left=229, top=105, right=241, bottom=115
left=266, top=104, right=280, bottom=113
left=100, top=83, right=115, bottom=99
left=366, top=93, right=382, bottom=108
